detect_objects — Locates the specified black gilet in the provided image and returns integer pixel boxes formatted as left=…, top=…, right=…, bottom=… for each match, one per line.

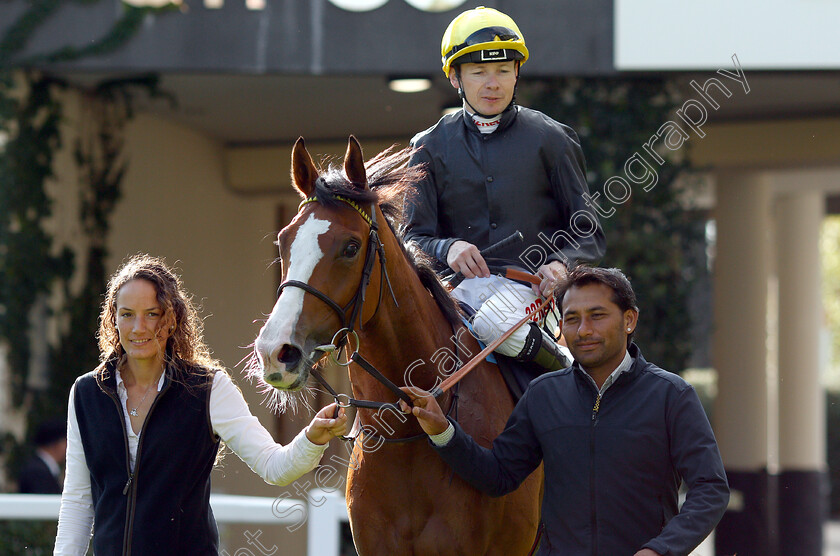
left=73, top=358, right=220, bottom=555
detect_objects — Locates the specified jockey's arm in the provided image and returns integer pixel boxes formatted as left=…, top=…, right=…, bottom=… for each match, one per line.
left=534, top=260, right=568, bottom=297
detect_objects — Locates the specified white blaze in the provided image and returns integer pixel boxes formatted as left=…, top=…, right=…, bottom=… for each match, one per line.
left=258, top=214, right=330, bottom=359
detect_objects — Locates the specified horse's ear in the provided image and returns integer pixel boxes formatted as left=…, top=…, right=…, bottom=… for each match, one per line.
left=343, top=135, right=367, bottom=191
left=291, top=137, right=318, bottom=197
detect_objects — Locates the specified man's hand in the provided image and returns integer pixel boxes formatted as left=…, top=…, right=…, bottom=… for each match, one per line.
left=399, top=387, right=449, bottom=436
left=447, top=241, right=491, bottom=279
left=305, top=403, right=348, bottom=445
left=533, top=260, right=567, bottom=297
left=633, top=549, right=662, bottom=556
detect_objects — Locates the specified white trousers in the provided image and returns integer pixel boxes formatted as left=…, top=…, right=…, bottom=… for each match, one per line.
left=451, top=276, right=564, bottom=358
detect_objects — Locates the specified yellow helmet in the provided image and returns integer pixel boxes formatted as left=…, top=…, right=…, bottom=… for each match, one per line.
left=440, top=6, right=529, bottom=77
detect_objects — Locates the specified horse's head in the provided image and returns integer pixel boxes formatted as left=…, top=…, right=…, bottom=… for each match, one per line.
left=254, top=136, right=382, bottom=392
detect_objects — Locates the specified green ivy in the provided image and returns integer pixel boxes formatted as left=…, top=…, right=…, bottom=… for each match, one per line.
left=0, top=520, right=58, bottom=556
left=0, top=2, right=178, bottom=552
left=40, top=74, right=168, bottom=417
left=521, top=77, right=705, bottom=373
left=0, top=75, right=73, bottom=407
left=0, top=0, right=180, bottom=69
left=0, top=2, right=177, bottom=540
left=823, top=216, right=840, bottom=372
left=0, top=0, right=174, bottom=405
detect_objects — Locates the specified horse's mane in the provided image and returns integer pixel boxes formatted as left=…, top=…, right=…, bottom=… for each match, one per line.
left=311, top=146, right=464, bottom=327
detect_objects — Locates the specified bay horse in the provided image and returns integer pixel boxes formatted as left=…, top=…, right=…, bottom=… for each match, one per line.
left=251, top=136, right=543, bottom=555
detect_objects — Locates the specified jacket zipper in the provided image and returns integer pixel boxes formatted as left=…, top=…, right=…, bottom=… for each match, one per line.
left=105, top=372, right=170, bottom=556
left=103, top=388, right=134, bottom=556
left=590, top=392, right=601, bottom=556
left=124, top=379, right=169, bottom=556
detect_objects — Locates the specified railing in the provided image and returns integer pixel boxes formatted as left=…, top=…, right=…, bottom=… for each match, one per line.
left=0, top=489, right=348, bottom=556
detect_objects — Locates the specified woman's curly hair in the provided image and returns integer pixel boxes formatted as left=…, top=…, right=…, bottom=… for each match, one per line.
left=98, top=254, right=220, bottom=371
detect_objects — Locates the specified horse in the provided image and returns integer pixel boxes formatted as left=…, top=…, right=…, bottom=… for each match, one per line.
left=250, top=136, right=543, bottom=555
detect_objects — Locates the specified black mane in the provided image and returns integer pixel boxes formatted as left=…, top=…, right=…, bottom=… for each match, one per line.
left=310, top=146, right=464, bottom=327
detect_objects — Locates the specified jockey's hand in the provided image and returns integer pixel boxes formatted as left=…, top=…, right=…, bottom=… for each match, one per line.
left=447, top=241, right=491, bottom=279
left=305, top=403, right=348, bottom=445
left=533, top=260, right=567, bottom=297
left=634, top=549, right=662, bottom=556
left=399, top=387, right=449, bottom=436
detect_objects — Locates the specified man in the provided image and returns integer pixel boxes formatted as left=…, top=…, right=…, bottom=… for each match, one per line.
left=18, top=418, right=66, bottom=494
left=402, top=266, right=729, bottom=556
left=405, top=7, right=605, bottom=372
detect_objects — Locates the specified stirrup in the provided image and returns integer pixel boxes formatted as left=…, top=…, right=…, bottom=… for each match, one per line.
left=515, top=322, right=570, bottom=371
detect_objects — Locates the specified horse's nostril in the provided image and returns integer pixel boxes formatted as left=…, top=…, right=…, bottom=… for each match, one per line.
left=277, top=344, right=302, bottom=366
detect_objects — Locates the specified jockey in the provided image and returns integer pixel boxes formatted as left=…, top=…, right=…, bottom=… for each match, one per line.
left=405, top=6, right=605, bottom=373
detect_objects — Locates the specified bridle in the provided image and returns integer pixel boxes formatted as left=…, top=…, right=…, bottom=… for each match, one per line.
left=278, top=188, right=396, bottom=342
left=276, top=187, right=457, bottom=441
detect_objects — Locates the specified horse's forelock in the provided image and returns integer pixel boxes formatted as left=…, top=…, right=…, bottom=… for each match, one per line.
left=307, top=145, right=461, bottom=327
left=311, top=146, right=423, bottom=228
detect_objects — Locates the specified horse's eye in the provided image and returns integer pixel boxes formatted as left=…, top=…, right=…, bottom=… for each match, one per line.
left=343, top=242, right=361, bottom=258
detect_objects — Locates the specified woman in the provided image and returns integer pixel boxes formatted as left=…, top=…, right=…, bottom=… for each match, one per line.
left=55, top=254, right=347, bottom=555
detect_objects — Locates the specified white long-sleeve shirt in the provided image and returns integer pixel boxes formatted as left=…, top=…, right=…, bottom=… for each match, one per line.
left=54, top=371, right=327, bottom=555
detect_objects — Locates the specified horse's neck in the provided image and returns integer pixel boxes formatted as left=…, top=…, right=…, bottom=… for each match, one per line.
left=354, top=231, right=456, bottom=395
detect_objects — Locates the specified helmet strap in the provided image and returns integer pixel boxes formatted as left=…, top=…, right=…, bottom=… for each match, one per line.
left=510, top=60, right=521, bottom=106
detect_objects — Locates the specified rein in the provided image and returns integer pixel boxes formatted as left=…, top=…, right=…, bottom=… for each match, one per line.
left=310, top=332, right=463, bottom=444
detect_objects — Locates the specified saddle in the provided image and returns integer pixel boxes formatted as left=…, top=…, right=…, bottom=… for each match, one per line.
left=496, top=354, right=545, bottom=402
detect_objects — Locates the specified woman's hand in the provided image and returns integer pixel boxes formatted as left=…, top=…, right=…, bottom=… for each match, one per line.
left=305, top=403, right=349, bottom=445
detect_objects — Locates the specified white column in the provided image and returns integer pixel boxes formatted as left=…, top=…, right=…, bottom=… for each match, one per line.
left=775, top=190, right=825, bottom=556
left=713, top=171, right=777, bottom=556
left=713, top=172, right=773, bottom=469
left=776, top=192, right=825, bottom=467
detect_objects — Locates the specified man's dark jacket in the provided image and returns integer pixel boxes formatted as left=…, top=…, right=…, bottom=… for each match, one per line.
left=405, top=105, right=605, bottom=270
left=434, top=344, right=729, bottom=556
left=18, top=454, right=61, bottom=494
left=73, top=359, right=220, bottom=555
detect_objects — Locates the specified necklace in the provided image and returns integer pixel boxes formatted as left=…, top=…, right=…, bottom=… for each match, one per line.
left=129, top=379, right=158, bottom=417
